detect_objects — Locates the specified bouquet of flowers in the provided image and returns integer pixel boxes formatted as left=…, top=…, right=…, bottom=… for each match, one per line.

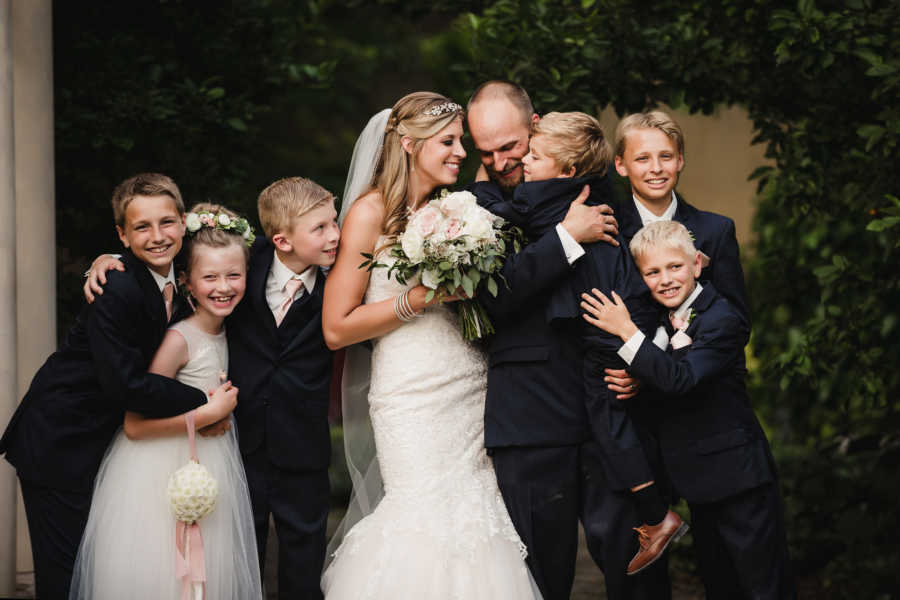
left=362, top=190, right=523, bottom=340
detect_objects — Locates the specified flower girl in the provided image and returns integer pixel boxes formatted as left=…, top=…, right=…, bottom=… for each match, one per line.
left=69, top=203, right=262, bottom=600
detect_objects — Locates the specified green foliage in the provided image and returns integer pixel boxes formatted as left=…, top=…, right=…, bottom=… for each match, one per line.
left=462, top=0, right=900, bottom=594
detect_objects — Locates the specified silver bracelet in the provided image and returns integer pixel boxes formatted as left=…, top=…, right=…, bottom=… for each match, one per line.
left=393, top=290, right=421, bottom=322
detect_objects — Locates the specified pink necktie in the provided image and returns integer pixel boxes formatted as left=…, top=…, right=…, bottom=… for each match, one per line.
left=275, top=278, right=305, bottom=326
left=669, top=311, right=687, bottom=331
left=163, top=282, right=175, bottom=322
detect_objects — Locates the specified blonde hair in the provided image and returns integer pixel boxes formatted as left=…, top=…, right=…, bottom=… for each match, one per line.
left=111, top=173, right=185, bottom=227
left=532, top=112, right=612, bottom=177
left=629, top=221, right=697, bottom=266
left=614, top=111, right=685, bottom=159
left=375, top=91, right=464, bottom=243
left=257, top=177, right=335, bottom=239
left=182, top=202, right=250, bottom=276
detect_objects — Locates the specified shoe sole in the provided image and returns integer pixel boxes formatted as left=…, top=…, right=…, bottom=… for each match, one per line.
left=626, top=521, right=690, bottom=576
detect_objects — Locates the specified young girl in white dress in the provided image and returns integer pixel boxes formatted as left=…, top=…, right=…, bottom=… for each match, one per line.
left=321, top=92, right=541, bottom=599
left=69, top=203, right=262, bottom=600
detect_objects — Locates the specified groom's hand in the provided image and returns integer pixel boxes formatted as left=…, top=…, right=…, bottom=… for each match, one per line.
left=561, top=185, right=619, bottom=246
left=198, top=417, right=232, bottom=437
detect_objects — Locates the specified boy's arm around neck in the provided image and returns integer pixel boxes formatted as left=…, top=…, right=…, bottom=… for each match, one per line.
left=628, top=300, right=749, bottom=398
left=86, top=271, right=206, bottom=418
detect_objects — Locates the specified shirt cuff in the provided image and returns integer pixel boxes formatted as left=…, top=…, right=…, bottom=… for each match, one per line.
left=617, top=330, right=646, bottom=365
left=555, top=223, right=585, bottom=265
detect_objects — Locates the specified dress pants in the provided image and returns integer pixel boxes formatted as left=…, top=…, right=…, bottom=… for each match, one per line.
left=491, top=442, right=671, bottom=600
left=690, top=482, right=795, bottom=600
left=244, top=449, right=330, bottom=600
left=19, top=477, right=92, bottom=600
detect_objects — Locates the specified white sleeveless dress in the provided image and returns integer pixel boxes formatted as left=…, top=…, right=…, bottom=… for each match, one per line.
left=321, top=249, right=541, bottom=599
left=69, top=320, right=262, bottom=600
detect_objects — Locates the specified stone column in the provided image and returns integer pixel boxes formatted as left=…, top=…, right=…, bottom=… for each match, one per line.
left=0, top=1, right=19, bottom=595
left=12, top=0, right=53, bottom=584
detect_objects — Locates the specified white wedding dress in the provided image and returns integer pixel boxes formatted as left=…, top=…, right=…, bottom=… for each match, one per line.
left=69, top=320, right=262, bottom=600
left=321, top=247, right=541, bottom=599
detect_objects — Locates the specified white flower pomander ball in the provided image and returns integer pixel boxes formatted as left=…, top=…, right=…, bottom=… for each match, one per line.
left=167, top=460, right=218, bottom=523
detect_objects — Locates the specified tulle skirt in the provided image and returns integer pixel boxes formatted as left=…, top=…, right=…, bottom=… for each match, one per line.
left=69, top=421, right=261, bottom=600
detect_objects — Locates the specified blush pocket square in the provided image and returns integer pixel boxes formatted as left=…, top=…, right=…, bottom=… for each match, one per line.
left=670, top=330, right=692, bottom=349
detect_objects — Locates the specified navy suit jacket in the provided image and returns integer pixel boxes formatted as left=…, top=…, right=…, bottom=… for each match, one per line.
left=0, top=250, right=206, bottom=492
left=627, top=284, right=774, bottom=504
left=471, top=175, right=616, bottom=448
left=227, top=237, right=333, bottom=472
left=617, top=193, right=750, bottom=326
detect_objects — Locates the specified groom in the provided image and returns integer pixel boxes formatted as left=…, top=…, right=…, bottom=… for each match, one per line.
left=466, top=81, right=671, bottom=600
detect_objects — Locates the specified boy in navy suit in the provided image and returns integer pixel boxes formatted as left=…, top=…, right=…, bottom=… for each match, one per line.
left=1, top=173, right=237, bottom=599
left=612, top=111, right=750, bottom=325
left=581, top=220, right=794, bottom=599
left=229, top=177, right=338, bottom=599
left=87, top=176, right=339, bottom=599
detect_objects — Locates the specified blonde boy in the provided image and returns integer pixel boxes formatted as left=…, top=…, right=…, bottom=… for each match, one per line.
left=582, top=221, right=793, bottom=599
left=228, top=176, right=339, bottom=598
left=613, top=111, right=750, bottom=325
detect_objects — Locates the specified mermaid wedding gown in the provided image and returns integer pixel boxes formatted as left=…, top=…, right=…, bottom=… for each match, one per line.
left=322, top=247, right=541, bottom=599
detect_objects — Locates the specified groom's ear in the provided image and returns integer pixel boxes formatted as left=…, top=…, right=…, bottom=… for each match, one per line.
left=400, top=135, right=415, bottom=155
left=531, top=113, right=540, bottom=126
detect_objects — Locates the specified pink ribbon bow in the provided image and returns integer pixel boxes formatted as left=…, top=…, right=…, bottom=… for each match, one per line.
left=174, top=410, right=207, bottom=600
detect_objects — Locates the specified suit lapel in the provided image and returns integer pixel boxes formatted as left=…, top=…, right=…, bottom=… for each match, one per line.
left=617, top=197, right=643, bottom=243
left=121, top=250, right=167, bottom=330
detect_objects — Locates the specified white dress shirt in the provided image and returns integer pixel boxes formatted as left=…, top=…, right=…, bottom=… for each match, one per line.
left=147, top=264, right=177, bottom=293
left=554, top=223, right=585, bottom=264
left=265, top=251, right=318, bottom=317
left=633, top=192, right=678, bottom=226
left=617, top=282, right=704, bottom=365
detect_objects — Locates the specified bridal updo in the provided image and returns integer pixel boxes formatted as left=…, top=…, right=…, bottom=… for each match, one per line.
left=374, top=91, right=464, bottom=243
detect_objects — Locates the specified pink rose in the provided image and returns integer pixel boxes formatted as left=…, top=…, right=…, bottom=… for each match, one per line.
left=445, top=218, right=461, bottom=239
left=415, top=205, right=442, bottom=237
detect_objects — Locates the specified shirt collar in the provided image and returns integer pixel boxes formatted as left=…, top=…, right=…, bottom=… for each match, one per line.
left=271, top=250, right=317, bottom=294
left=147, top=264, right=176, bottom=293
left=673, top=282, right=703, bottom=321
left=633, top=191, right=678, bottom=226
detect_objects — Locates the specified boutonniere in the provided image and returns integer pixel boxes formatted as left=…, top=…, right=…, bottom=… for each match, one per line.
left=669, top=308, right=695, bottom=349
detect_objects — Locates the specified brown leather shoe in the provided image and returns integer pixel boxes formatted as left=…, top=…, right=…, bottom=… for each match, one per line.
left=626, top=510, right=689, bottom=576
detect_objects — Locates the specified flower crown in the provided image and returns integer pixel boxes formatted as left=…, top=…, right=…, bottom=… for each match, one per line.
left=185, top=210, right=256, bottom=246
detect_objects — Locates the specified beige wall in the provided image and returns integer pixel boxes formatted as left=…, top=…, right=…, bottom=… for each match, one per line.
left=599, top=104, right=769, bottom=248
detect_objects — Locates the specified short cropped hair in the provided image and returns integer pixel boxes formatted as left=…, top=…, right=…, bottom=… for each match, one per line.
left=629, top=220, right=697, bottom=265
left=257, top=177, right=335, bottom=239
left=615, top=111, right=685, bottom=159
left=111, top=173, right=185, bottom=227
left=467, top=80, right=534, bottom=128
left=532, top=112, right=612, bottom=177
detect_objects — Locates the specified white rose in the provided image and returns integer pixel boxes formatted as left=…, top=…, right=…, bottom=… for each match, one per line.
left=460, top=206, right=495, bottom=241
left=185, top=213, right=202, bottom=232
left=217, top=213, right=231, bottom=226
left=421, top=267, right=440, bottom=289
left=400, top=229, right=426, bottom=263
left=439, top=191, right=475, bottom=219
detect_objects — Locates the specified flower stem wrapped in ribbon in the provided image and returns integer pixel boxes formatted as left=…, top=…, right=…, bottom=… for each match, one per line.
left=362, top=190, right=524, bottom=340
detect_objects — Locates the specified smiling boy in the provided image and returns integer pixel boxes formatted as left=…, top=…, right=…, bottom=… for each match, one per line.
left=0, top=174, right=233, bottom=598
left=582, top=220, right=794, bottom=599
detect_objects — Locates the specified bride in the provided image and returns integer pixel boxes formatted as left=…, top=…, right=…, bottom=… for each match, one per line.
left=320, top=91, right=541, bottom=598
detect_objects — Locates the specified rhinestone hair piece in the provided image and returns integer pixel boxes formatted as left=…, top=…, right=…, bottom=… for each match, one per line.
left=423, top=102, right=462, bottom=117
